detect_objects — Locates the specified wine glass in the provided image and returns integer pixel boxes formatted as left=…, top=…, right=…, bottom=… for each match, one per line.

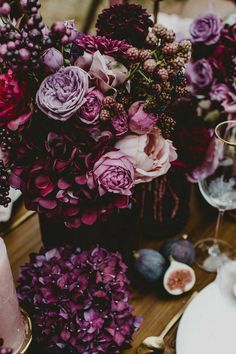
left=195, top=120, right=236, bottom=272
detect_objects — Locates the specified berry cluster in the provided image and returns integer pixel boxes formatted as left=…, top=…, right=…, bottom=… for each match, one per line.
left=123, top=23, right=191, bottom=124
left=0, top=0, right=44, bottom=72
left=0, top=161, right=10, bottom=207
left=0, top=128, right=19, bottom=152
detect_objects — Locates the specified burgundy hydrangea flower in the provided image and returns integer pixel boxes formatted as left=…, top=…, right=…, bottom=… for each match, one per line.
left=9, top=115, right=132, bottom=229
left=221, top=23, right=236, bottom=45
left=96, top=3, right=153, bottom=48
left=17, top=246, right=142, bottom=354
left=75, top=35, right=131, bottom=59
left=173, top=127, right=213, bottom=173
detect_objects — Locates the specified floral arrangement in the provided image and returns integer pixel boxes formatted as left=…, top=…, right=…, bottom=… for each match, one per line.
left=0, top=339, right=12, bottom=354
left=17, top=245, right=141, bottom=353
left=0, top=1, right=191, bottom=228
left=172, top=12, right=236, bottom=182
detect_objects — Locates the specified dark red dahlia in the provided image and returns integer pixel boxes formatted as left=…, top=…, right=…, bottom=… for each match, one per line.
left=17, top=246, right=141, bottom=354
left=96, top=3, right=153, bottom=48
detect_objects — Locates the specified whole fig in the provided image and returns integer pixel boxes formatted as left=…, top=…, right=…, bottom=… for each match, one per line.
left=134, top=249, right=167, bottom=284
left=160, top=235, right=196, bottom=265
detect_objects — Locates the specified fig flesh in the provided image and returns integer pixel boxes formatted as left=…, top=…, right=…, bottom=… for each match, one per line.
left=163, top=259, right=196, bottom=296
left=160, top=235, right=196, bottom=266
left=134, top=249, right=167, bottom=284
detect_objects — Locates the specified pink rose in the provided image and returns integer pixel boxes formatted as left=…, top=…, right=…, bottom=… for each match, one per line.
left=89, top=51, right=128, bottom=93
left=87, top=151, right=134, bottom=196
left=128, top=101, right=158, bottom=135
left=115, top=128, right=177, bottom=184
left=78, top=87, right=104, bottom=125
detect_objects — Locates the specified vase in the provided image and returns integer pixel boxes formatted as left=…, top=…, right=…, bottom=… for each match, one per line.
left=39, top=206, right=142, bottom=266
left=134, top=170, right=190, bottom=240
left=39, top=170, right=190, bottom=259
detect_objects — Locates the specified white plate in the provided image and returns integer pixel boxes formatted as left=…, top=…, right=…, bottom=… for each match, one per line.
left=176, top=282, right=236, bottom=354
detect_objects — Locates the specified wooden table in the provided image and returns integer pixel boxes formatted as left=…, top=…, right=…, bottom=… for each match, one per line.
left=2, top=186, right=236, bottom=354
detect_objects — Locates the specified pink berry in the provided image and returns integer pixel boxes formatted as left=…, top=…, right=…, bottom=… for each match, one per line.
left=7, top=41, right=15, bottom=50
left=19, top=48, right=30, bottom=61
left=0, top=44, right=7, bottom=57
left=0, top=2, right=11, bottom=16
left=61, top=35, right=69, bottom=44
left=52, top=21, right=65, bottom=34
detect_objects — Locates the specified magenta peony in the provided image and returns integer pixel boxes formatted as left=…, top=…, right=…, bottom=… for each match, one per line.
left=17, top=246, right=142, bottom=353
left=78, top=87, right=104, bottom=125
left=115, top=128, right=177, bottom=184
left=36, top=66, right=89, bottom=121
left=128, top=101, right=158, bottom=135
left=87, top=151, right=134, bottom=196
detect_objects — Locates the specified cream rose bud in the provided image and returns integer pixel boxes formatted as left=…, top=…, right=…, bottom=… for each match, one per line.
left=89, top=51, right=128, bottom=93
left=115, top=127, right=177, bottom=184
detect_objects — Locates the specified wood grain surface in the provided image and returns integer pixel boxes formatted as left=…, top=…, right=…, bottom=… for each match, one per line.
left=2, top=186, right=236, bottom=354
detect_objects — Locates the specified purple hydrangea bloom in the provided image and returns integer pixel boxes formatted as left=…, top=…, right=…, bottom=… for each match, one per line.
left=17, top=246, right=142, bottom=353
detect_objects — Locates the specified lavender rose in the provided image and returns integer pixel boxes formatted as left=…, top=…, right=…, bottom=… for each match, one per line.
left=41, top=48, right=64, bottom=73
left=210, top=83, right=230, bottom=102
left=190, top=13, right=222, bottom=45
left=87, top=151, right=134, bottom=196
left=210, top=83, right=236, bottom=113
left=78, top=87, right=104, bottom=125
left=186, top=59, right=213, bottom=93
left=36, top=66, right=89, bottom=121
left=128, top=101, right=158, bottom=135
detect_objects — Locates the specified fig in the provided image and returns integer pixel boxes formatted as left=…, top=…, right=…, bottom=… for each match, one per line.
left=134, top=249, right=167, bottom=284
left=163, top=258, right=196, bottom=296
left=160, top=235, right=196, bottom=265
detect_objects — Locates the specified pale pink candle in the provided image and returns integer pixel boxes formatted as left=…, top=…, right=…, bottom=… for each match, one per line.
left=0, top=238, right=24, bottom=353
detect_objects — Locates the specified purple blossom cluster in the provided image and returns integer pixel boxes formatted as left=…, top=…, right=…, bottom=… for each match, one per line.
left=172, top=13, right=236, bottom=183
left=17, top=246, right=141, bottom=353
left=0, top=2, right=191, bottom=224
left=186, top=13, right=236, bottom=118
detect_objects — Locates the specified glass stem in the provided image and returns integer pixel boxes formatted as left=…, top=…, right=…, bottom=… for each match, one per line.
left=214, top=210, right=224, bottom=244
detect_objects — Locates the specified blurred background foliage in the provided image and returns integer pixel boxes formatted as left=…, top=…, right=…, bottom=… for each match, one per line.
left=40, top=0, right=235, bottom=33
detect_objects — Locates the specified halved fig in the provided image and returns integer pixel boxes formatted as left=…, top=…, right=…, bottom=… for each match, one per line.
left=163, top=258, right=196, bottom=296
